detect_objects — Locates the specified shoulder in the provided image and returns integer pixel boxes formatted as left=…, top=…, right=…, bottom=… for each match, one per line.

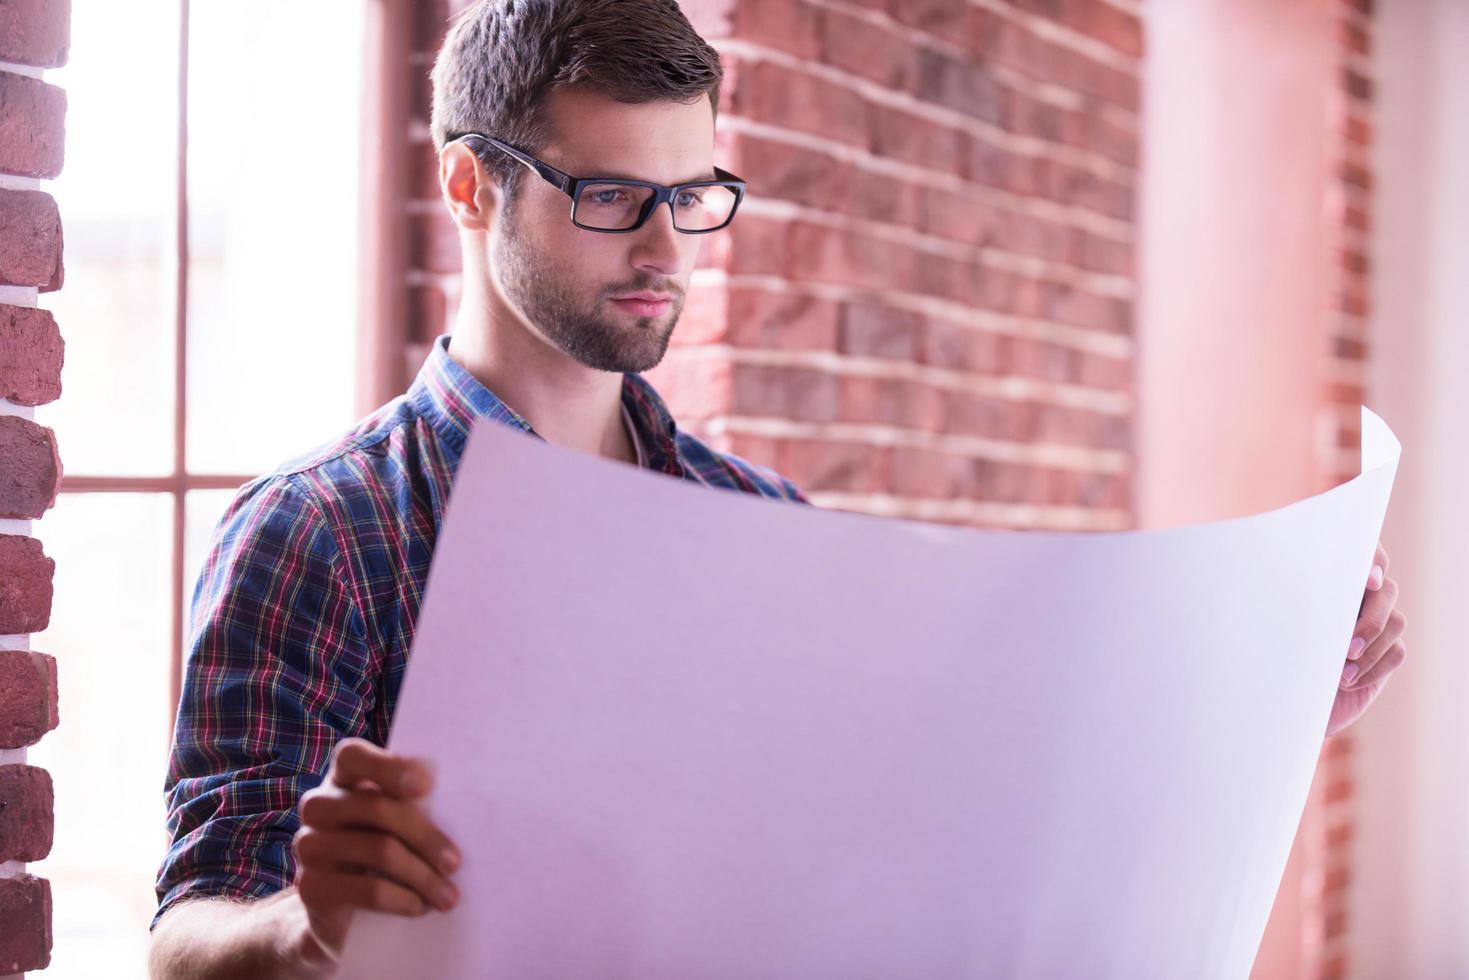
left=207, top=394, right=442, bottom=571
left=673, top=429, right=810, bottom=505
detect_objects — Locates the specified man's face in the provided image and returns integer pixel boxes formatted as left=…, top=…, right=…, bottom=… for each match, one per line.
left=489, top=87, right=716, bottom=374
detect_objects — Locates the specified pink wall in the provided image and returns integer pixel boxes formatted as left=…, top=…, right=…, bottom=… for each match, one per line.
left=1136, top=0, right=1334, bottom=976
left=1355, top=0, right=1469, bottom=973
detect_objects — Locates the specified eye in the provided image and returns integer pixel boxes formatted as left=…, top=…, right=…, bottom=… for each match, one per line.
left=675, top=190, right=705, bottom=208
left=588, top=189, right=628, bottom=206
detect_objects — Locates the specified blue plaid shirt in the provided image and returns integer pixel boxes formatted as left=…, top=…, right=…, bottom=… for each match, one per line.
left=155, top=334, right=808, bottom=927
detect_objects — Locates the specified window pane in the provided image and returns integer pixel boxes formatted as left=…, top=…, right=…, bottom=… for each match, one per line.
left=33, top=0, right=180, bottom=477
left=28, top=493, right=174, bottom=980
left=185, top=2, right=367, bottom=475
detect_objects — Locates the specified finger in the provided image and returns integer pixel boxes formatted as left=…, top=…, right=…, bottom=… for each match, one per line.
left=295, top=827, right=459, bottom=912
left=329, top=738, right=434, bottom=800
left=1343, top=608, right=1406, bottom=687
left=1347, top=640, right=1407, bottom=691
left=296, top=866, right=431, bottom=918
left=299, top=787, right=461, bottom=877
left=1349, top=575, right=1398, bottom=659
left=1367, top=542, right=1389, bottom=590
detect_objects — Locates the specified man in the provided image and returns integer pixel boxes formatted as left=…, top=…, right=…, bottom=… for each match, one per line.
left=147, top=1, right=1408, bottom=976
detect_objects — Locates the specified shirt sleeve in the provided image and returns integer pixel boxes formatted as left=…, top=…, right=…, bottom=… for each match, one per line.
left=153, top=474, right=374, bottom=929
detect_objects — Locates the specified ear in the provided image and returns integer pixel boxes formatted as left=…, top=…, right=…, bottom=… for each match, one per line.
left=441, top=142, right=502, bottom=233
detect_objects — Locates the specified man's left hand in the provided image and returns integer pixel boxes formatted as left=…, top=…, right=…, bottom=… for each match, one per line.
left=1326, top=541, right=1407, bottom=736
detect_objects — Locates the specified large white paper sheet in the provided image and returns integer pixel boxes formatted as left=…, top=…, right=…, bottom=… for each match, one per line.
left=338, top=407, right=1399, bottom=979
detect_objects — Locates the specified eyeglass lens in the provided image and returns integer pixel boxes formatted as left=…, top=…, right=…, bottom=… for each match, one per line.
left=574, top=182, right=739, bottom=231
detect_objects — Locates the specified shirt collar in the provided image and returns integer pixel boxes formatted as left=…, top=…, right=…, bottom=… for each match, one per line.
left=407, top=333, right=683, bottom=474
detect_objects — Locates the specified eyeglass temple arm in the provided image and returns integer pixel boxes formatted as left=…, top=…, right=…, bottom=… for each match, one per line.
left=458, top=134, right=573, bottom=195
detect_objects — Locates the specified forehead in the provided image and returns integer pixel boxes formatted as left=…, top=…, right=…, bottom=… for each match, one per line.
left=538, top=86, right=717, bottom=184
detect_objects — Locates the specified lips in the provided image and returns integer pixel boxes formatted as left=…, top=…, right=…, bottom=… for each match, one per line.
left=609, top=295, right=673, bottom=317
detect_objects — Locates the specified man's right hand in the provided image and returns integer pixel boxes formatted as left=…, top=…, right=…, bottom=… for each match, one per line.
left=291, top=738, right=462, bottom=964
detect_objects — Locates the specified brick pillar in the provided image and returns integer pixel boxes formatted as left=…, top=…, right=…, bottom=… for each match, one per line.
left=0, top=0, right=68, bottom=974
left=1302, top=2, right=1377, bottom=977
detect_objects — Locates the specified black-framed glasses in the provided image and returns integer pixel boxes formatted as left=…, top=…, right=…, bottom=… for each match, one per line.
left=449, top=132, right=745, bottom=234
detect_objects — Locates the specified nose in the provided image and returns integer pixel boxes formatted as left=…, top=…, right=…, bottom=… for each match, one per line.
left=629, top=200, right=685, bottom=278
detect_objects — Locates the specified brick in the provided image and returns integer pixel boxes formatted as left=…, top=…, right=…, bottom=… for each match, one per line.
left=0, top=650, right=57, bottom=749
left=919, top=320, right=1003, bottom=373
left=670, top=281, right=730, bottom=347
left=964, top=135, right=1011, bottom=192
left=724, top=288, right=839, bottom=352
left=885, top=0, right=969, bottom=37
left=919, top=187, right=1006, bottom=247
left=681, top=0, right=737, bottom=39
left=1070, top=227, right=1133, bottom=276
left=891, top=445, right=971, bottom=497
left=1340, top=19, right=1370, bottom=58
left=642, top=352, right=733, bottom=422
left=1080, top=0, right=1144, bottom=60
left=1010, top=0, right=1143, bottom=60
left=0, top=534, right=53, bottom=634
left=847, top=166, right=921, bottom=228
left=0, top=188, right=63, bottom=290
left=741, top=61, right=868, bottom=149
left=735, top=0, right=822, bottom=61
left=411, top=0, right=452, bottom=52
left=944, top=391, right=1010, bottom=440
left=408, top=284, right=447, bottom=343
left=1342, top=67, right=1372, bottom=102
left=731, top=363, right=839, bottom=422
left=0, top=764, right=52, bottom=862
left=915, top=50, right=1004, bottom=127
left=1045, top=281, right=1130, bottom=333
left=728, top=134, right=854, bottom=215
left=839, top=302, right=920, bottom=361
left=1008, top=92, right=1068, bottom=144
left=0, top=303, right=63, bottom=405
left=0, top=415, right=61, bottom=519
left=819, top=7, right=920, bottom=94
left=0, top=72, right=66, bottom=179
left=1008, top=212, right=1071, bottom=264
left=775, top=437, right=888, bottom=493
left=869, top=104, right=965, bottom=178
left=411, top=210, right=460, bottom=275
left=410, top=138, right=441, bottom=200
left=1077, top=350, right=1131, bottom=390
left=0, top=874, right=51, bottom=973
left=726, top=214, right=790, bottom=276
left=786, top=221, right=913, bottom=291
left=1085, top=109, right=1140, bottom=168
left=0, top=0, right=70, bottom=68
left=838, top=375, right=944, bottom=431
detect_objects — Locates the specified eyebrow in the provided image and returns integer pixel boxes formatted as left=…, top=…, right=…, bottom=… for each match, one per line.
left=582, top=169, right=721, bottom=185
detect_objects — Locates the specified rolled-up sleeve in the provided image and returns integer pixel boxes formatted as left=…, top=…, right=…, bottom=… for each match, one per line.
left=153, top=474, right=373, bottom=929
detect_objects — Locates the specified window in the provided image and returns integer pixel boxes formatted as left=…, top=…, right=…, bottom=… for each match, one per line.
left=27, top=2, right=369, bottom=974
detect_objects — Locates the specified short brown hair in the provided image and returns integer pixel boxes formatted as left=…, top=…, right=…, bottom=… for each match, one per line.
left=430, top=0, right=724, bottom=199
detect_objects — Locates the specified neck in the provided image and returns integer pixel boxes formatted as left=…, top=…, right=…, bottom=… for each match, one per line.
left=447, top=266, right=635, bottom=464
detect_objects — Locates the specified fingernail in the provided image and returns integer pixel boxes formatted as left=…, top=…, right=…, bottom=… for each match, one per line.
left=1342, top=662, right=1360, bottom=686
left=1369, top=565, right=1384, bottom=589
left=441, top=847, right=461, bottom=873
left=438, top=883, right=459, bottom=910
left=1348, top=636, right=1366, bottom=660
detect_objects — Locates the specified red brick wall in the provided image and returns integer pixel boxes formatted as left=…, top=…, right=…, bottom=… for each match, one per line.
left=404, top=0, right=1140, bottom=533
left=0, top=0, right=67, bottom=974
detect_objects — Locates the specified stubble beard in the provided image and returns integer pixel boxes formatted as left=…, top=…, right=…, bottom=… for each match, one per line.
left=492, top=205, right=683, bottom=374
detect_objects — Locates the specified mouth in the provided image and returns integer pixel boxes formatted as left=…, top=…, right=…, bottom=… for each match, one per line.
left=608, top=295, right=674, bottom=317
